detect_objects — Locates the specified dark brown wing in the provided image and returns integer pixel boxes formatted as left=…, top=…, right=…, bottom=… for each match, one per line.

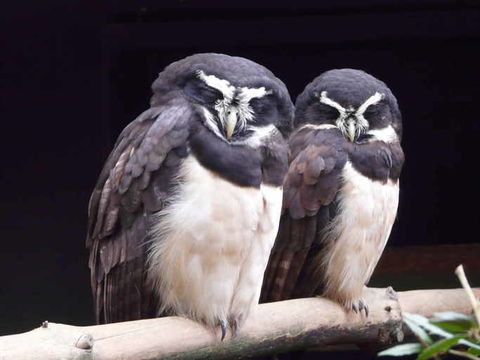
left=261, top=126, right=347, bottom=302
left=87, top=100, right=192, bottom=323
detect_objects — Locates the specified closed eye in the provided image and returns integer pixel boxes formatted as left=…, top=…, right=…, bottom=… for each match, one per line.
left=200, top=84, right=223, bottom=103
left=363, top=103, right=383, bottom=120
left=184, top=79, right=223, bottom=105
left=250, top=97, right=273, bottom=114
left=317, top=103, right=340, bottom=120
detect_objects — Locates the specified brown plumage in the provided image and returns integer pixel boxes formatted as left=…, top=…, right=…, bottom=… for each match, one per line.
left=261, top=126, right=347, bottom=302
left=261, top=69, right=405, bottom=313
left=86, top=54, right=294, bottom=334
left=87, top=104, right=191, bottom=323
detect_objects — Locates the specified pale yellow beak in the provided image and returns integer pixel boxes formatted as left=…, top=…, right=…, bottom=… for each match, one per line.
left=225, top=108, right=238, bottom=139
left=347, top=119, right=356, bottom=142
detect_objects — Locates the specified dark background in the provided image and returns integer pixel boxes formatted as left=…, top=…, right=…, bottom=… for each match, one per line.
left=1, top=0, right=479, bottom=348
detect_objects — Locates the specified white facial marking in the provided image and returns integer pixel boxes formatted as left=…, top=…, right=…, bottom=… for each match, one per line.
left=201, top=107, right=224, bottom=139
left=319, top=91, right=347, bottom=119
left=196, top=70, right=234, bottom=100
left=356, top=92, right=384, bottom=118
left=236, top=87, right=272, bottom=124
left=196, top=70, right=273, bottom=143
left=300, top=124, right=338, bottom=130
left=346, top=119, right=356, bottom=142
left=231, top=124, right=277, bottom=148
left=239, top=87, right=272, bottom=103
left=317, top=91, right=385, bottom=141
left=367, top=125, right=398, bottom=143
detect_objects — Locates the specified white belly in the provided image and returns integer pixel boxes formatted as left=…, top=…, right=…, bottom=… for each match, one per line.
left=147, top=155, right=282, bottom=328
left=319, top=161, right=399, bottom=307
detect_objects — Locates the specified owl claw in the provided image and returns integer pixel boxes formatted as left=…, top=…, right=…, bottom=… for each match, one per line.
left=351, top=299, right=369, bottom=317
left=352, top=303, right=359, bottom=313
left=360, top=300, right=369, bottom=317
left=220, top=319, right=228, bottom=341
left=358, top=300, right=364, bottom=312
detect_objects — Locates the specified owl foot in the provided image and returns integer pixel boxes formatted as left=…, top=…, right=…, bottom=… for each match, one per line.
left=351, top=299, right=369, bottom=317
left=219, top=319, right=228, bottom=341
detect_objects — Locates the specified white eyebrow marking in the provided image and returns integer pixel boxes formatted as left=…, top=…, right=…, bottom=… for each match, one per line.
left=318, top=91, right=347, bottom=119
left=196, top=70, right=235, bottom=100
left=354, top=92, right=384, bottom=137
left=355, top=92, right=384, bottom=118
left=201, top=107, right=224, bottom=139
left=236, top=87, right=272, bottom=125
left=238, top=87, right=272, bottom=103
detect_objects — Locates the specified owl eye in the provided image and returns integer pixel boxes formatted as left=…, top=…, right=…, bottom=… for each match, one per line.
left=363, top=103, right=383, bottom=121
left=184, top=80, right=223, bottom=104
left=317, top=103, right=340, bottom=120
left=200, top=84, right=223, bottom=104
left=250, top=97, right=272, bottom=114
left=363, top=108, right=376, bottom=120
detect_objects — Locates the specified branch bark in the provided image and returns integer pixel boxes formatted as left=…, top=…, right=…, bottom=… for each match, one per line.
left=1, top=287, right=478, bottom=360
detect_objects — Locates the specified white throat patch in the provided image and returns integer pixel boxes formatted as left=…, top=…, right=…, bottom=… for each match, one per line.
left=366, top=125, right=398, bottom=143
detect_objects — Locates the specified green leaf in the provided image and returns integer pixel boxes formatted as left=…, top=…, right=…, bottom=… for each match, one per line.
left=404, top=317, right=434, bottom=344
left=432, top=321, right=472, bottom=334
left=468, top=347, right=480, bottom=356
left=432, top=312, right=475, bottom=322
left=403, top=313, right=480, bottom=351
left=431, top=312, right=476, bottom=333
left=416, top=335, right=463, bottom=360
left=404, top=313, right=453, bottom=338
left=459, top=338, right=480, bottom=351
left=378, top=343, right=423, bottom=357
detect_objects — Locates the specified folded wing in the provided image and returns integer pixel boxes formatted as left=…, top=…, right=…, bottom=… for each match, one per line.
left=261, top=126, right=348, bottom=302
left=87, top=100, right=192, bottom=323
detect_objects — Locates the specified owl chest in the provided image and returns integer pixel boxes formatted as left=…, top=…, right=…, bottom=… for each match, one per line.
left=171, top=155, right=265, bottom=246
left=187, top=124, right=263, bottom=187
left=335, top=161, right=399, bottom=247
left=148, top=155, right=282, bottom=325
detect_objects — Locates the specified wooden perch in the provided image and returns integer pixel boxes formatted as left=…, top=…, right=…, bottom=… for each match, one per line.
left=1, top=287, right=478, bottom=360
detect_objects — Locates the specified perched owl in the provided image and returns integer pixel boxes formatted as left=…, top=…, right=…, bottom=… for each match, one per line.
left=87, top=53, right=294, bottom=337
left=262, top=69, right=404, bottom=314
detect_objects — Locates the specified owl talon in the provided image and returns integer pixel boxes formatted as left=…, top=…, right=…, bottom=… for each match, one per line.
left=220, top=319, right=228, bottom=341
left=351, top=300, right=369, bottom=316
left=358, top=300, right=364, bottom=311
left=360, top=300, right=369, bottom=317
left=352, top=303, right=359, bottom=313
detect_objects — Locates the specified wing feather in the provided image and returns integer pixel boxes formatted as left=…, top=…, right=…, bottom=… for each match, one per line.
left=261, top=126, right=347, bottom=302
left=87, top=100, right=193, bottom=323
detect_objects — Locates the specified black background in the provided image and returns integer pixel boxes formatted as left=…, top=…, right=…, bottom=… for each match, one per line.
left=1, top=0, right=479, bottom=342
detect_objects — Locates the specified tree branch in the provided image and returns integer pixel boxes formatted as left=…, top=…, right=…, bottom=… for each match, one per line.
left=1, top=288, right=478, bottom=360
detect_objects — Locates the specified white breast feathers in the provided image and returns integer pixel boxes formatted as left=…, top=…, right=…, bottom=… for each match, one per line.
left=317, top=161, right=399, bottom=308
left=147, top=155, right=282, bottom=330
